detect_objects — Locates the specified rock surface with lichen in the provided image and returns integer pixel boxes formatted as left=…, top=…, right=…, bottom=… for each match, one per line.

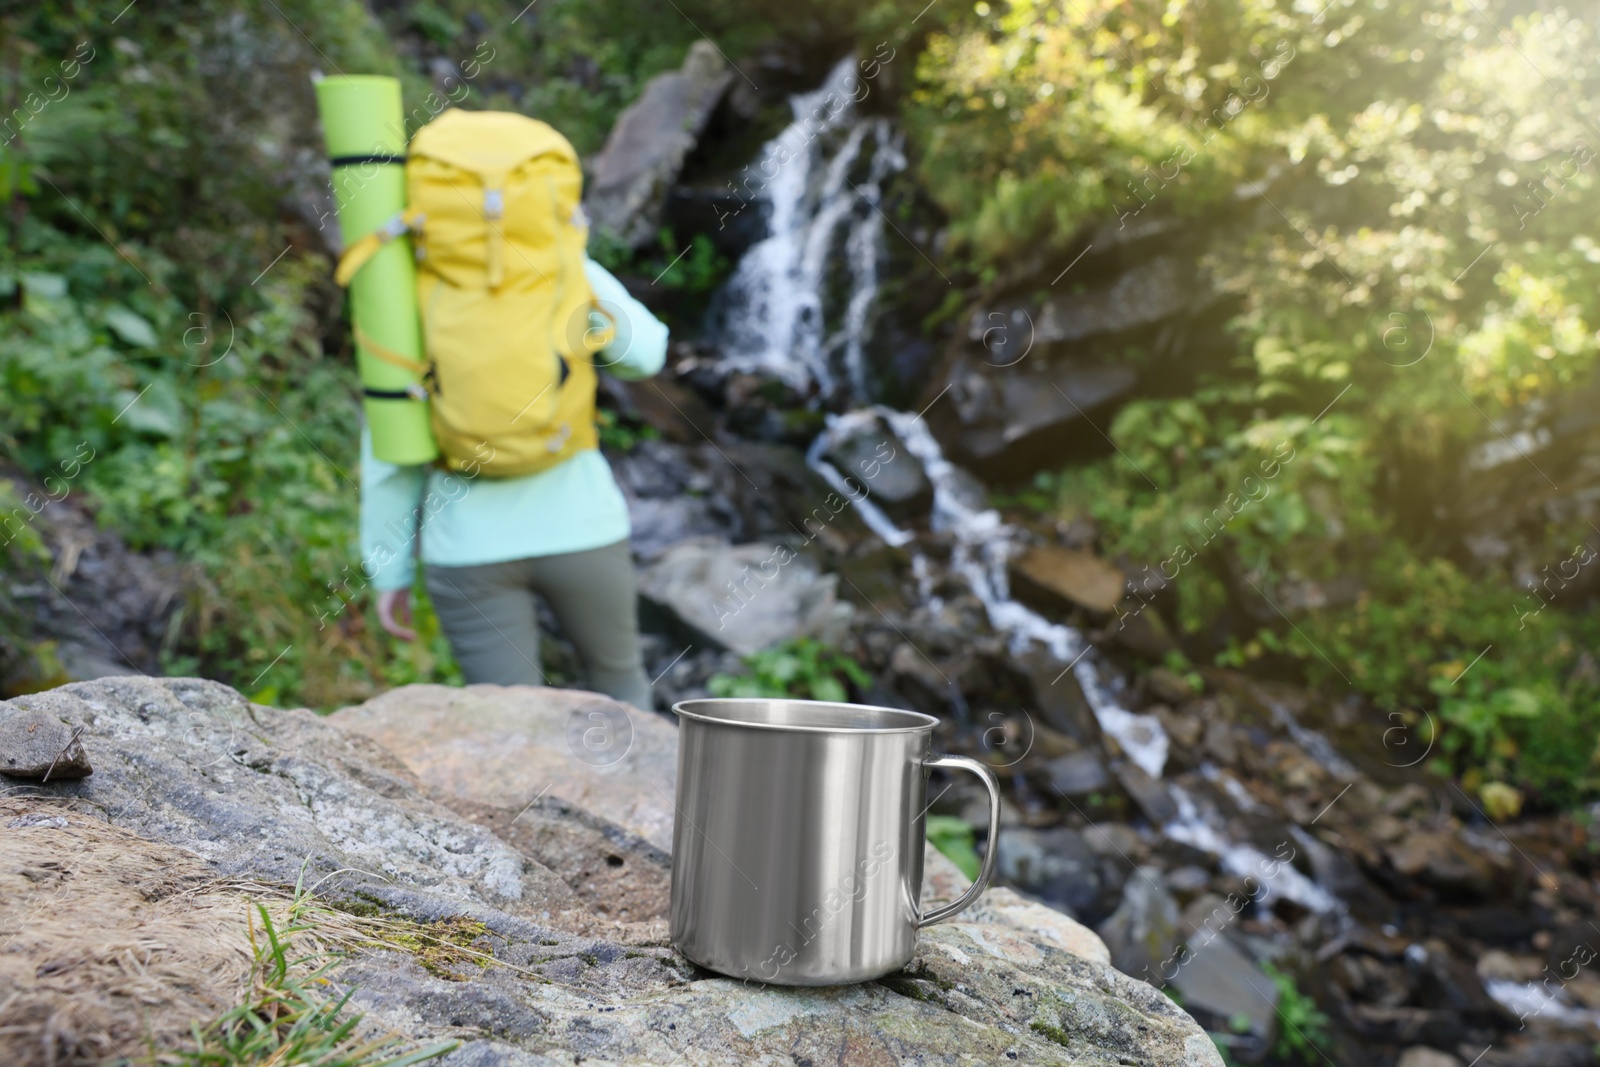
left=1, top=676, right=1223, bottom=1066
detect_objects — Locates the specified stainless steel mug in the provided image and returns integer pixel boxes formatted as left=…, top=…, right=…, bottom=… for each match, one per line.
left=669, top=698, right=1001, bottom=985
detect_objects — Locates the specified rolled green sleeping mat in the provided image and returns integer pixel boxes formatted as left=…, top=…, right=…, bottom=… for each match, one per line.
left=314, top=74, right=438, bottom=466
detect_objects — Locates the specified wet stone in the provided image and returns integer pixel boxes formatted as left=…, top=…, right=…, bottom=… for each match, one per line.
left=1047, top=749, right=1112, bottom=797
left=1112, top=760, right=1178, bottom=825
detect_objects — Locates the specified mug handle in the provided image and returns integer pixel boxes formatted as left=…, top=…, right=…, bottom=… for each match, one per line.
left=917, top=753, right=1002, bottom=928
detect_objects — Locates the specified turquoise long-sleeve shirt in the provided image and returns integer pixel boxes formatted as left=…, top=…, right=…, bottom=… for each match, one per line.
left=359, top=259, right=668, bottom=591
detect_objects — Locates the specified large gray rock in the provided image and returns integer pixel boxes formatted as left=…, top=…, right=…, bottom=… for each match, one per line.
left=334, top=683, right=678, bottom=851
left=585, top=41, right=734, bottom=249
left=932, top=353, right=1137, bottom=473
left=3, top=678, right=571, bottom=912
left=963, top=256, right=1192, bottom=355
left=1029, top=255, right=1191, bottom=343
left=1169, top=933, right=1280, bottom=1050
left=934, top=256, right=1190, bottom=474
left=1097, top=867, right=1182, bottom=980
left=637, top=536, right=854, bottom=655
left=2, top=677, right=1224, bottom=1066
left=1048, top=748, right=1113, bottom=796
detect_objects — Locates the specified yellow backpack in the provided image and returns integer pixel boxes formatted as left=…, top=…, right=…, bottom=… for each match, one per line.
left=336, top=109, right=612, bottom=478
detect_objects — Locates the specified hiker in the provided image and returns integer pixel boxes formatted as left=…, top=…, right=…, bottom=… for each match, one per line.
left=360, top=260, right=665, bottom=710
left=341, top=110, right=666, bottom=710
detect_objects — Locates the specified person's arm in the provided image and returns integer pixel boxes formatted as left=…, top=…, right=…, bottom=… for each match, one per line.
left=359, top=425, right=427, bottom=639
left=584, top=257, right=668, bottom=381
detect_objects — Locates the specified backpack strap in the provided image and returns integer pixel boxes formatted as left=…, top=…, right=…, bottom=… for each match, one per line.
left=353, top=323, right=432, bottom=378
left=334, top=208, right=425, bottom=287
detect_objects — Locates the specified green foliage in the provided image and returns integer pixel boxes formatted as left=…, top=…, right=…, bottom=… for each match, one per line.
left=1047, top=390, right=1373, bottom=636
left=151, top=899, right=456, bottom=1067
left=0, top=476, right=61, bottom=692
left=643, top=230, right=729, bottom=294
left=708, top=637, right=872, bottom=703
left=1262, top=962, right=1331, bottom=1065
left=906, top=0, right=1427, bottom=265
left=1289, top=547, right=1600, bottom=803
left=974, top=0, right=1600, bottom=805
left=1161, top=650, right=1205, bottom=695
left=595, top=408, right=661, bottom=454
left=407, top=1, right=464, bottom=47
left=924, top=814, right=981, bottom=879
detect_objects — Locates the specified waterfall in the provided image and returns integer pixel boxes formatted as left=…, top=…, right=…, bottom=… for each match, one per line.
left=712, top=57, right=905, bottom=399
left=711, top=54, right=1170, bottom=779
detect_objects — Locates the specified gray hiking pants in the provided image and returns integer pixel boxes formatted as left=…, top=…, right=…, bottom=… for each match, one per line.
left=424, top=538, right=653, bottom=709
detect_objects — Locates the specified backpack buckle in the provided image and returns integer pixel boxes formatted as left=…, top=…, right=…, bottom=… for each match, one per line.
left=483, top=188, right=504, bottom=220
left=546, top=422, right=571, bottom=453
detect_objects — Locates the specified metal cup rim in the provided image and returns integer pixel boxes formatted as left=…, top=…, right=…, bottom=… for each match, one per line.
left=671, top=697, right=938, bottom=735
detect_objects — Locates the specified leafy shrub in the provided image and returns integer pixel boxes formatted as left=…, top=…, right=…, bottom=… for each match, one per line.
left=1262, top=962, right=1332, bottom=1065
left=708, top=636, right=871, bottom=703
left=595, top=408, right=661, bottom=454
left=953, top=0, right=1600, bottom=805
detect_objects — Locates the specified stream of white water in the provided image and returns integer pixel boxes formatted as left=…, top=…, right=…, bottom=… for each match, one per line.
left=714, top=52, right=1171, bottom=777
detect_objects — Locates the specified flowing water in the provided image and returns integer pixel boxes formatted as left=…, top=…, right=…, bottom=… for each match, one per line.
left=710, top=58, right=1358, bottom=914
left=712, top=57, right=905, bottom=401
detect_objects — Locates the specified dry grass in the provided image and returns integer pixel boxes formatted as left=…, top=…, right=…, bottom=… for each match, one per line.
left=0, top=799, right=273, bottom=1066
left=0, top=798, right=490, bottom=1066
